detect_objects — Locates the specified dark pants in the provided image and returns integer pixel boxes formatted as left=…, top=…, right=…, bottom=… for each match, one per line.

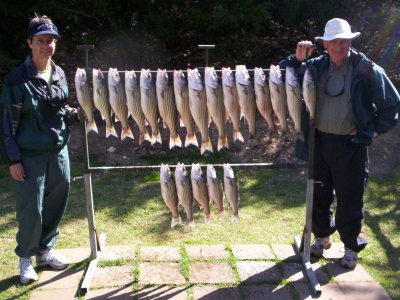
left=312, top=130, right=368, bottom=253
left=13, top=146, right=70, bottom=258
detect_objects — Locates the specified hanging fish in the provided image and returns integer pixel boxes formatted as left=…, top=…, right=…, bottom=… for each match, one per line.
left=269, top=64, right=289, bottom=135
left=222, top=67, right=244, bottom=143
left=302, top=68, right=316, bottom=120
left=285, top=67, right=303, bottom=136
left=160, top=164, right=181, bottom=228
left=125, top=70, right=151, bottom=144
left=175, top=162, right=194, bottom=228
left=205, top=67, right=228, bottom=151
left=223, top=163, right=240, bottom=222
left=191, top=163, right=211, bottom=220
left=156, top=69, right=182, bottom=149
left=75, top=67, right=98, bottom=134
left=206, top=164, right=225, bottom=215
left=92, top=68, right=117, bottom=138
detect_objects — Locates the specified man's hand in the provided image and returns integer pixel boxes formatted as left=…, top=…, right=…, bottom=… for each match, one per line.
left=296, top=41, right=317, bottom=62
left=9, top=162, right=25, bottom=182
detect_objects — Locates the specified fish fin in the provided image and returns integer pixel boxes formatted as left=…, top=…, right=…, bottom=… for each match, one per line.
left=171, top=216, right=182, bottom=228
left=151, top=132, right=162, bottom=145
left=163, top=120, right=167, bottom=129
left=114, top=116, right=120, bottom=123
left=121, top=127, right=134, bottom=141
left=217, top=136, right=229, bottom=151
left=233, top=130, right=244, bottom=143
left=200, top=139, right=213, bottom=154
left=169, top=135, right=182, bottom=149
left=184, top=134, right=199, bottom=148
left=140, top=131, right=152, bottom=144
left=106, top=125, right=118, bottom=138
left=186, top=220, right=195, bottom=230
left=231, top=215, right=240, bottom=223
left=86, top=121, right=99, bottom=134
left=179, top=119, right=185, bottom=127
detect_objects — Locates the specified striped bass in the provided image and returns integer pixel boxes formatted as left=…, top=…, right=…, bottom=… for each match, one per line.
left=140, top=69, right=161, bottom=145
left=206, top=164, right=224, bottom=215
left=173, top=70, right=198, bottom=148
left=191, top=163, right=211, bottom=220
left=269, top=64, right=289, bottom=135
left=160, top=164, right=181, bottom=228
left=75, top=68, right=98, bottom=134
left=125, top=70, right=151, bottom=144
left=254, top=67, right=277, bottom=137
left=222, top=67, right=244, bottom=143
left=303, top=68, right=316, bottom=120
left=285, top=67, right=303, bottom=135
left=235, top=65, right=257, bottom=138
left=156, top=69, right=182, bottom=149
left=175, top=162, right=194, bottom=228
left=223, top=163, right=240, bottom=222
left=92, top=68, right=117, bottom=138
left=187, top=68, right=212, bottom=154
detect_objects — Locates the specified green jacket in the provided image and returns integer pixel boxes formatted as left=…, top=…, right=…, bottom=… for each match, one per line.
left=0, top=56, right=69, bottom=165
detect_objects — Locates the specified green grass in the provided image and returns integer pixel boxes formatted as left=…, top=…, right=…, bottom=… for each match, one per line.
left=0, top=165, right=399, bottom=299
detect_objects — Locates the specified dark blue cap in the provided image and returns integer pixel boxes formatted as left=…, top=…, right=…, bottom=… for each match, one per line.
left=28, top=23, right=61, bottom=39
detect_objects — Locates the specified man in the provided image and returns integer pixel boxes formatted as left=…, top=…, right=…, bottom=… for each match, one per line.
left=0, top=15, right=74, bottom=283
left=280, top=18, right=400, bottom=269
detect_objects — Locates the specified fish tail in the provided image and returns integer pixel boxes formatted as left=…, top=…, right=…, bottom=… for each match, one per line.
left=86, top=121, right=98, bottom=134
left=184, top=134, right=199, bottom=148
left=139, top=131, right=152, bottom=145
left=231, top=215, right=240, bottom=223
left=151, top=132, right=162, bottom=145
left=170, top=216, right=182, bottom=228
left=233, top=130, right=244, bottom=143
left=187, top=220, right=195, bottom=229
left=121, top=127, right=134, bottom=141
left=200, top=138, right=213, bottom=155
left=106, top=125, right=118, bottom=138
left=169, top=135, right=182, bottom=149
left=217, top=136, right=228, bottom=151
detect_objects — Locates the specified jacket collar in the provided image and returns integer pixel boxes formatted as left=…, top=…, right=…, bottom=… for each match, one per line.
left=24, top=55, right=60, bottom=82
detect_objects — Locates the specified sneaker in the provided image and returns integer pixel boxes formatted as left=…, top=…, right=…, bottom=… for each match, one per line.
left=19, top=258, right=38, bottom=284
left=311, top=237, right=332, bottom=257
left=36, top=249, right=70, bottom=270
left=340, top=248, right=358, bottom=269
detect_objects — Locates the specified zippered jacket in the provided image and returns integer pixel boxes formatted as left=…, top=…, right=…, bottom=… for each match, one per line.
left=0, top=56, right=69, bottom=165
left=279, top=48, right=400, bottom=144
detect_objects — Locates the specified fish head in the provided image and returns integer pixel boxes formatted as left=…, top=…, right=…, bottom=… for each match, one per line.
left=108, top=68, right=120, bottom=85
left=223, top=163, right=235, bottom=179
left=156, top=68, right=169, bottom=90
left=204, top=66, right=218, bottom=89
left=269, top=64, right=282, bottom=85
left=222, top=67, right=235, bottom=87
left=125, top=70, right=138, bottom=90
left=235, top=65, right=250, bottom=86
left=173, top=69, right=187, bottom=91
left=206, top=164, right=217, bottom=179
left=191, top=163, right=203, bottom=180
left=187, top=68, right=203, bottom=91
left=254, top=67, right=266, bottom=86
left=74, top=67, right=87, bottom=87
left=285, top=67, right=299, bottom=87
left=303, top=68, right=314, bottom=83
left=160, top=163, right=172, bottom=183
left=174, top=162, right=186, bottom=181
left=140, top=68, right=152, bottom=90
left=92, top=68, right=104, bottom=84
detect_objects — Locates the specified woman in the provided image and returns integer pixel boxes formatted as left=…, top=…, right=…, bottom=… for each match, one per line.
left=0, top=15, right=74, bottom=284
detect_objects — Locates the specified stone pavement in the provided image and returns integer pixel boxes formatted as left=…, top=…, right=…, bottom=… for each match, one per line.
left=28, top=243, right=392, bottom=300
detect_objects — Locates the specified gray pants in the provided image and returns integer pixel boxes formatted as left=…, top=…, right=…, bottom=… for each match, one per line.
left=13, top=146, right=70, bottom=258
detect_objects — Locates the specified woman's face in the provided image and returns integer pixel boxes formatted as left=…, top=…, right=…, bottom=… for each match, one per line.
left=27, top=34, right=57, bottom=62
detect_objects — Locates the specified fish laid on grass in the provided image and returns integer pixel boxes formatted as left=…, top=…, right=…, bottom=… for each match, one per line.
left=223, top=163, right=240, bottom=222
left=108, top=67, right=133, bottom=140
left=205, top=67, right=228, bottom=151
left=140, top=69, right=161, bottom=145
left=222, top=67, right=244, bottom=143
left=156, top=69, right=182, bottom=149
left=235, top=65, right=257, bottom=138
left=206, top=164, right=225, bottom=215
left=173, top=70, right=198, bottom=148
left=269, top=64, right=288, bottom=135
left=191, top=163, right=211, bottom=220
left=75, top=68, right=98, bottom=134
left=92, top=68, right=117, bottom=138
left=125, top=70, right=151, bottom=144
left=253, top=67, right=277, bottom=137
left=285, top=67, right=303, bottom=135
left=302, top=68, right=316, bottom=120
left=187, top=68, right=212, bottom=154
left=160, top=164, right=181, bottom=228
left=175, top=162, right=194, bottom=228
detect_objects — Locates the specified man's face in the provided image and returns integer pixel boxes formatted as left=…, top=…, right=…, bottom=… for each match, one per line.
left=27, top=34, right=57, bottom=61
left=323, top=38, right=351, bottom=66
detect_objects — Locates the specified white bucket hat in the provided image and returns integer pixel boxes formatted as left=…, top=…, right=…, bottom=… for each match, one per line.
left=315, top=18, right=360, bottom=41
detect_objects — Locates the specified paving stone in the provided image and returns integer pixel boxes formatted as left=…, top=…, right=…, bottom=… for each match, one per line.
left=185, top=245, right=229, bottom=260
left=134, top=285, right=188, bottom=300
left=192, top=285, right=241, bottom=300
left=56, top=247, right=90, bottom=264
left=323, top=242, right=345, bottom=260
left=92, top=265, right=133, bottom=288
left=324, top=261, right=374, bottom=282
left=231, top=244, right=274, bottom=260
left=29, top=288, right=78, bottom=300
left=236, top=261, right=281, bottom=283
left=293, top=282, right=346, bottom=300
left=100, top=245, right=136, bottom=260
left=140, top=246, right=181, bottom=261
left=37, top=268, right=84, bottom=290
left=271, top=244, right=299, bottom=261
left=85, top=285, right=133, bottom=299
left=189, top=262, right=234, bottom=284
left=283, top=262, right=330, bottom=284
left=139, top=262, right=186, bottom=285
left=241, top=284, right=293, bottom=300
left=338, top=282, right=392, bottom=300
